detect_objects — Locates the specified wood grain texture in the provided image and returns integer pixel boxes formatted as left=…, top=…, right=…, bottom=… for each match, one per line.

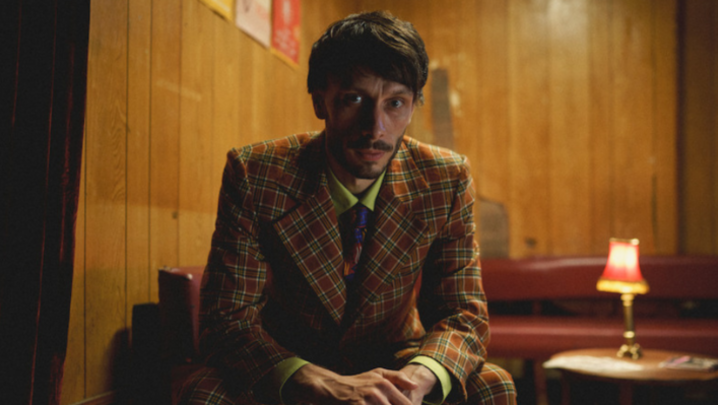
left=474, top=0, right=510, bottom=204
left=610, top=0, right=656, bottom=251
left=83, top=0, right=128, bottom=397
left=178, top=0, right=215, bottom=266
left=652, top=0, right=677, bottom=254
left=680, top=0, right=717, bottom=254
left=548, top=0, right=590, bottom=254
left=588, top=0, right=614, bottom=254
left=508, top=0, right=551, bottom=256
left=127, top=0, right=152, bottom=328
left=150, top=0, right=181, bottom=292
left=211, top=19, right=241, bottom=210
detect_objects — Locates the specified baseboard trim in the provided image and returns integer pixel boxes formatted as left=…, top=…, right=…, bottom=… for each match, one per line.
left=70, top=391, right=117, bottom=405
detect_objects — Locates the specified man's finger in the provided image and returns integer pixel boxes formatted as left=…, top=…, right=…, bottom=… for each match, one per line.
left=375, top=368, right=419, bottom=391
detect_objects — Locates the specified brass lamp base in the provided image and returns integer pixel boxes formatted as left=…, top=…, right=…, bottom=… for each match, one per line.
left=616, top=293, right=642, bottom=360
left=617, top=342, right=642, bottom=360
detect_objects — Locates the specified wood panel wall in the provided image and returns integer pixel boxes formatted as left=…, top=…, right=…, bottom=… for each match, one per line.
left=65, top=0, right=715, bottom=403
left=679, top=0, right=718, bottom=255
left=63, top=0, right=355, bottom=402
left=362, top=0, right=678, bottom=257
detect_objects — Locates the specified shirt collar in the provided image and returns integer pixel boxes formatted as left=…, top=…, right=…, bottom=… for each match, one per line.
left=327, top=166, right=386, bottom=217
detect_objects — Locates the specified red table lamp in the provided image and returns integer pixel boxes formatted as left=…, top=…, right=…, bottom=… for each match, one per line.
left=596, top=238, right=650, bottom=360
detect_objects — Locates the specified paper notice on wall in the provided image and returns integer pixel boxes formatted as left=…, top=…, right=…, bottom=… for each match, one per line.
left=271, top=0, right=301, bottom=67
left=200, top=0, right=234, bottom=21
left=235, top=0, right=272, bottom=47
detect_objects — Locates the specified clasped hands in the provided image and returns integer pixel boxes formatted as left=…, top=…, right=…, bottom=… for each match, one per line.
left=284, top=362, right=438, bottom=405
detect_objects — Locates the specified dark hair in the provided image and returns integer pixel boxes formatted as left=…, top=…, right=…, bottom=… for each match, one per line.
left=307, top=11, right=429, bottom=103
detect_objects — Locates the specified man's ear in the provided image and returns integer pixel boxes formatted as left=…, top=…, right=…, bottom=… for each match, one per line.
left=312, top=93, right=327, bottom=120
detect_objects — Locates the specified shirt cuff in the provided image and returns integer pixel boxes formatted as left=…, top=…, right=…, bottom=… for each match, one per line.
left=409, top=355, right=452, bottom=404
left=270, top=357, right=310, bottom=405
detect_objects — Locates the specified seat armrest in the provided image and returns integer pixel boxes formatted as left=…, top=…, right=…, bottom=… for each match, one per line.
left=158, top=266, right=204, bottom=364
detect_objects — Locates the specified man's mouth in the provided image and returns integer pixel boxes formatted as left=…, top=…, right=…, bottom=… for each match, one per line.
left=347, top=138, right=393, bottom=152
left=354, top=148, right=386, bottom=161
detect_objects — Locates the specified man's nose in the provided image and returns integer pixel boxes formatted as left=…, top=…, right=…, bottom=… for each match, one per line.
left=360, top=104, right=386, bottom=139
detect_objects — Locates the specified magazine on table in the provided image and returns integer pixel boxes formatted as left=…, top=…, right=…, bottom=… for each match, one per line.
left=659, top=356, right=718, bottom=372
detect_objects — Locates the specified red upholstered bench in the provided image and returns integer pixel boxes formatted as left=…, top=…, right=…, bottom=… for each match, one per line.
left=481, top=256, right=718, bottom=403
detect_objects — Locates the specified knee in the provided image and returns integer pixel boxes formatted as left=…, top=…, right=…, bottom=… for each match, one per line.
left=465, top=362, right=517, bottom=405
left=176, top=366, right=239, bottom=405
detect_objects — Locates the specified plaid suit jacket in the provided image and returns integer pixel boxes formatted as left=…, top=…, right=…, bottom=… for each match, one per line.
left=199, top=132, right=488, bottom=403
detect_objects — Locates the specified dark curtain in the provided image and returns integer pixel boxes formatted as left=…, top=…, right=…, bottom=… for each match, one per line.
left=0, top=0, right=90, bottom=404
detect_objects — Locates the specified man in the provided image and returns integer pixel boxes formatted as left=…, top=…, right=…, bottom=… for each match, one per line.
left=181, top=11, right=516, bottom=405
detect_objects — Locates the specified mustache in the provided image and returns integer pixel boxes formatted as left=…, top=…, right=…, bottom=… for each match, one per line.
left=346, top=138, right=394, bottom=152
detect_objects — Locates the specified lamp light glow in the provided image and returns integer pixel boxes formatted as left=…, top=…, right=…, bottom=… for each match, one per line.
left=596, top=238, right=649, bottom=360
left=597, top=238, right=649, bottom=295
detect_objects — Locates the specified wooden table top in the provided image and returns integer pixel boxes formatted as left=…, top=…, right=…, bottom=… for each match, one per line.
left=547, top=348, right=718, bottom=385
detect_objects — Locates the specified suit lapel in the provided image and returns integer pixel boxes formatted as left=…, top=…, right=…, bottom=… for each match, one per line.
left=272, top=134, right=347, bottom=325
left=348, top=144, right=431, bottom=322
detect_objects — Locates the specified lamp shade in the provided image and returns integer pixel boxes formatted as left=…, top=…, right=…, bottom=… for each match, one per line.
left=596, top=238, right=649, bottom=294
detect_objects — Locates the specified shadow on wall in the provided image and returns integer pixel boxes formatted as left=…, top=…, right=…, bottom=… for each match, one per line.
left=479, top=198, right=509, bottom=259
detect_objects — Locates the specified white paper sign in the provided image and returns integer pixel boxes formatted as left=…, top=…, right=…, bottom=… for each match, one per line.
left=235, top=0, right=271, bottom=47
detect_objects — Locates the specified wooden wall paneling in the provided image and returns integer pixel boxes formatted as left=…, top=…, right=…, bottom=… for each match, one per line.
left=455, top=0, right=479, bottom=169
left=83, top=0, right=128, bottom=396
left=291, top=58, right=313, bottom=136
left=679, top=0, right=716, bottom=254
left=265, top=53, right=279, bottom=138
left=212, top=18, right=241, bottom=211
left=150, top=0, right=182, bottom=292
left=357, top=0, right=384, bottom=14
left=652, top=0, right=677, bottom=254
left=235, top=27, right=255, bottom=146
left=588, top=0, right=614, bottom=254
left=62, top=138, right=86, bottom=405
left=610, top=0, right=656, bottom=252
left=277, top=62, right=294, bottom=138
left=452, top=1, right=482, bottom=234
left=508, top=0, right=551, bottom=256
left=178, top=0, right=215, bottom=266
left=271, top=57, right=291, bottom=137
left=408, top=2, right=436, bottom=141
left=474, top=1, right=510, bottom=204
left=299, top=0, right=347, bottom=134
left=298, top=13, right=317, bottom=135
left=548, top=0, right=591, bottom=254
left=428, top=0, right=460, bottom=151
left=249, top=40, right=268, bottom=144
left=127, top=0, right=152, bottom=326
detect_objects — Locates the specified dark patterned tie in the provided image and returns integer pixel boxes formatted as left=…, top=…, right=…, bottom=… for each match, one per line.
left=344, top=204, right=369, bottom=282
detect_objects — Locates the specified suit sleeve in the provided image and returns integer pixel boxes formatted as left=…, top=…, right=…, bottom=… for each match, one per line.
left=416, top=159, right=488, bottom=403
left=198, top=150, right=295, bottom=401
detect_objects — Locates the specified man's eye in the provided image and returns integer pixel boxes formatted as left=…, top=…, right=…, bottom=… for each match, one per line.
left=344, top=94, right=362, bottom=104
left=389, top=99, right=404, bottom=108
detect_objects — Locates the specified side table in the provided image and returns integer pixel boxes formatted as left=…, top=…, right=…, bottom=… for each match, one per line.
left=545, top=348, right=718, bottom=405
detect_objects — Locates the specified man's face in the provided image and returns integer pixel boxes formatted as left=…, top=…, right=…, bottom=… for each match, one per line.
left=313, top=71, right=415, bottom=184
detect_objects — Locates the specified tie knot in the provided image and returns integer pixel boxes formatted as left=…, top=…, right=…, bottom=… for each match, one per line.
left=352, top=204, right=369, bottom=228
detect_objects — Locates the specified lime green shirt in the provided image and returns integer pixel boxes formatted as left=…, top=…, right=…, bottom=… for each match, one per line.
left=269, top=167, right=452, bottom=405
